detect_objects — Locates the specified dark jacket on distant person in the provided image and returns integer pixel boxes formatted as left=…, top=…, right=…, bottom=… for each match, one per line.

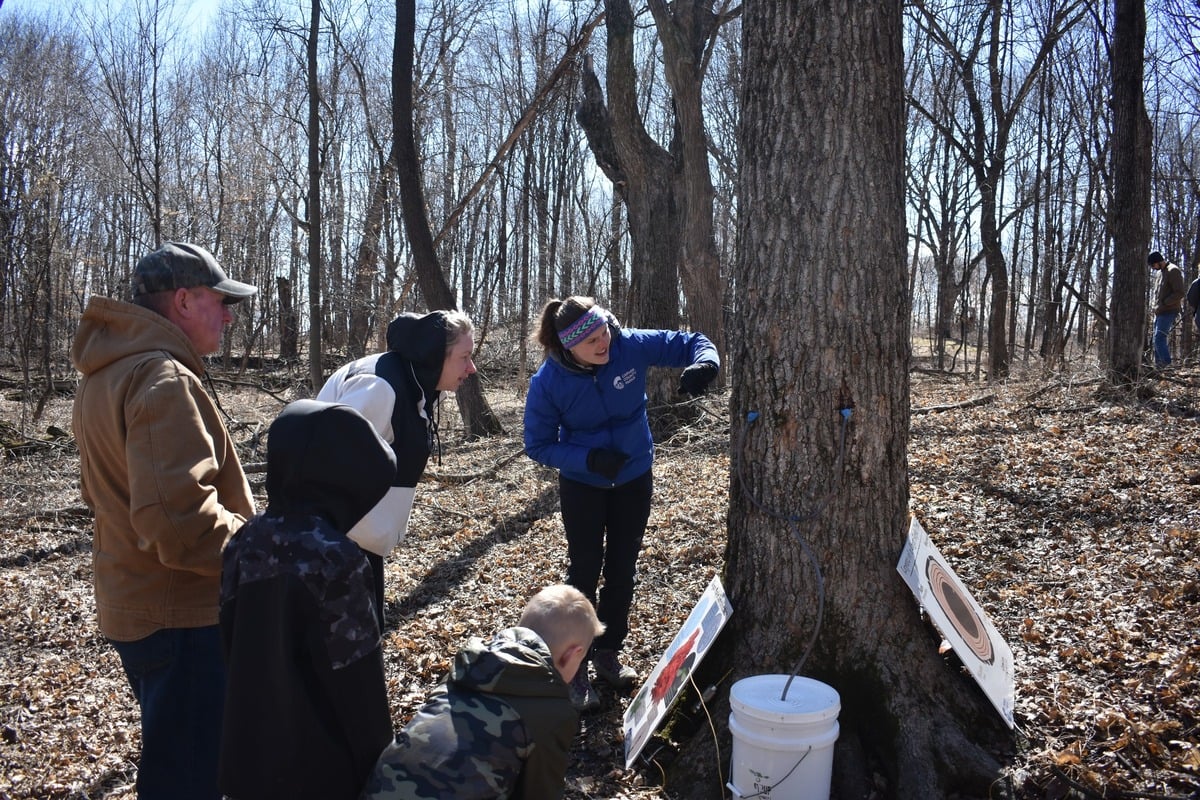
left=1155, top=261, right=1186, bottom=314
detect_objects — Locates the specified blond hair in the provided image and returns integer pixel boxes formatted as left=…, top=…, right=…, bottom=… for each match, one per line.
left=441, top=309, right=475, bottom=352
left=518, top=584, right=604, bottom=656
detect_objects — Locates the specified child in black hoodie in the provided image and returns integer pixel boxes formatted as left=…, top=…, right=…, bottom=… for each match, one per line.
left=218, top=399, right=397, bottom=800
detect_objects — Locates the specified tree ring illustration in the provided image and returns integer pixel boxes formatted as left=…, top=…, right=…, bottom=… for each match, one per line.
left=925, top=555, right=994, bottom=665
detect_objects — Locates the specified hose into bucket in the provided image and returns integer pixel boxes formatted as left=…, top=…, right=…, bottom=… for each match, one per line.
left=734, top=408, right=851, bottom=701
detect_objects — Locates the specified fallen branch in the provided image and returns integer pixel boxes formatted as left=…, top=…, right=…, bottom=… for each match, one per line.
left=911, top=394, right=996, bottom=415
left=247, top=446, right=530, bottom=483
left=426, top=446, right=526, bottom=485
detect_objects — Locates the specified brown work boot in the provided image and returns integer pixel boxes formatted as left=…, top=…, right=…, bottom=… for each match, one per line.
left=592, top=648, right=637, bottom=690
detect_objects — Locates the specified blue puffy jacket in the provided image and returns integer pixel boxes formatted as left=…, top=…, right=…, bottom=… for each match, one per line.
left=523, top=322, right=718, bottom=487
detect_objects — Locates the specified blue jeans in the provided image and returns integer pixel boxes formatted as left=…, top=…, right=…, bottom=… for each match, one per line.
left=559, top=470, right=653, bottom=652
left=109, top=626, right=226, bottom=800
left=1153, top=311, right=1179, bottom=366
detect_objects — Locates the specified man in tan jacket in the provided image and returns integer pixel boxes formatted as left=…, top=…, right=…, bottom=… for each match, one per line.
left=71, top=242, right=257, bottom=800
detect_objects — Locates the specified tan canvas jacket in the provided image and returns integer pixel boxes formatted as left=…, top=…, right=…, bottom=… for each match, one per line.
left=71, top=296, right=255, bottom=641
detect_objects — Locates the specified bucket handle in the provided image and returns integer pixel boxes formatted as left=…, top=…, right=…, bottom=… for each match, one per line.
left=726, top=745, right=813, bottom=799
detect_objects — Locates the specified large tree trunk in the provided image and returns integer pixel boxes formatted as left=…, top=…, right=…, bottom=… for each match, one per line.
left=576, top=4, right=679, bottom=335
left=670, top=2, right=1009, bottom=797
left=1106, top=0, right=1152, bottom=386
left=393, top=0, right=500, bottom=438
left=577, top=35, right=681, bottom=420
left=306, top=0, right=324, bottom=392
left=647, top=0, right=726, bottom=358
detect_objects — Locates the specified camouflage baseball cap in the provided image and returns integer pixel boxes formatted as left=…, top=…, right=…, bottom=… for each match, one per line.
left=132, top=242, right=257, bottom=302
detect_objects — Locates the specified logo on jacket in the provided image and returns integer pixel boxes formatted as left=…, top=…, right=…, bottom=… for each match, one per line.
left=613, top=368, right=638, bottom=390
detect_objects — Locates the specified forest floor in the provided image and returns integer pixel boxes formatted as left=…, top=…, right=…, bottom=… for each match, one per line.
left=1, top=358, right=1198, bottom=800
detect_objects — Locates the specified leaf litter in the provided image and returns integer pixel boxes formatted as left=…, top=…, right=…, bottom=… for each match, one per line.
left=1, top=364, right=1197, bottom=799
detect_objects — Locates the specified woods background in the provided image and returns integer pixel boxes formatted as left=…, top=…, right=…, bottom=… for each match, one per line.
left=1, top=0, right=1199, bottom=406
left=3, top=1, right=1200, bottom=797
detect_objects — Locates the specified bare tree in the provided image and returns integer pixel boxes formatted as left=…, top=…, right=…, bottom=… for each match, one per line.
left=394, top=0, right=501, bottom=438
left=305, top=0, right=325, bottom=391
left=1107, top=0, right=1153, bottom=385
left=576, top=0, right=732, bottom=356
left=82, top=0, right=190, bottom=249
left=671, top=1, right=1010, bottom=796
left=905, top=69, right=980, bottom=369
left=0, top=13, right=94, bottom=422
left=908, top=0, right=1087, bottom=379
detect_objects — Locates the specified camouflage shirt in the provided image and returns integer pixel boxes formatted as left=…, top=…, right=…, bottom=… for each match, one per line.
left=222, top=512, right=379, bottom=668
left=220, top=512, right=392, bottom=800
left=361, top=627, right=578, bottom=800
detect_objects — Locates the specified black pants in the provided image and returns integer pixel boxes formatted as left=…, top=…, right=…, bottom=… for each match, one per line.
left=559, top=469, right=653, bottom=652
left=366, top=550, right=386, bottom=632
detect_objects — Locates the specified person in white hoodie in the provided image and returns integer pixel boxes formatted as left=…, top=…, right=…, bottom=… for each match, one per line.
left=317, top=310, right=476, bottom=626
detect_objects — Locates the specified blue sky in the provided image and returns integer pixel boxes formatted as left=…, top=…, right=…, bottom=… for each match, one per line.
left=3, top=0, right=223, bottom=35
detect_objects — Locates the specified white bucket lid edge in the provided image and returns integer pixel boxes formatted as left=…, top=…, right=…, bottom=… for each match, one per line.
left=730, top=674, right=841, bottom=725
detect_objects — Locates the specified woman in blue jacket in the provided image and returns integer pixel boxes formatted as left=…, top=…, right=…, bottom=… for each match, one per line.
left=523, top=296, right=718, bottom=711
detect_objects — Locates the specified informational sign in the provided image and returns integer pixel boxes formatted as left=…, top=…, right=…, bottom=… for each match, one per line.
left=897, top=514, right=1014, bottom=728
left=623, top=575, right=733, bottom=767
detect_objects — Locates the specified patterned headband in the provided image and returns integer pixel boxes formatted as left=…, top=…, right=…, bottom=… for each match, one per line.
left=558, top=307, right=607, bottom=350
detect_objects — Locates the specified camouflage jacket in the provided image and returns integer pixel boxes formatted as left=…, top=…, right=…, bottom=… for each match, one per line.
left=219, top=512, right=392, bottom=800
left=361, top=627, right=578, bottom=800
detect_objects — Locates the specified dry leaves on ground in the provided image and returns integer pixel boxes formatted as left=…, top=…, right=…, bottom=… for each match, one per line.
left=0, top=364, right=1197, bottom=799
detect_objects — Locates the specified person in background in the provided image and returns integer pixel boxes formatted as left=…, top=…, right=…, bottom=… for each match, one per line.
left=523, top=296, right=719, bottom=711
left=360, top=584, right=604, bottom=800
left=219, top=400, right=396, bottom=800
left=1186, top=270, right=1200, bottom=335
left=1148, top=250, right=1185, bottom=368
left=317, top=310, right=477, bottom=627
left=71, top=242, right=257, bottom=799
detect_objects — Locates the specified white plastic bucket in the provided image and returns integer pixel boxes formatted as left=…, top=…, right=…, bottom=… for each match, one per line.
left=727, top=674, right=840, bottom=800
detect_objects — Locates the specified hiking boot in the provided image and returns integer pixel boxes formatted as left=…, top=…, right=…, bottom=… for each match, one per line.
left=592, top=648, right=637, bottom=690
left=568, top=667, right=600, bottom=713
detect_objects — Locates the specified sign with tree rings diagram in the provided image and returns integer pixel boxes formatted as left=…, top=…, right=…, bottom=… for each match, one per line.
left=898, top=514, right=1014, bottom=728
left=925, top=556, right=995, bottom=665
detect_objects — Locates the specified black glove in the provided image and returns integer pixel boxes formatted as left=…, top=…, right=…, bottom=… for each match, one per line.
left=586, top=448, right=629, bottom=481
left=678, top=362, right=718, bottom=397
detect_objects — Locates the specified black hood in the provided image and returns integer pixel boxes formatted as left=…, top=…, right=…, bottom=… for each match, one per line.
left=264, top=399, right=396, bottom=532
left=386, top=311, right=449, bottom=407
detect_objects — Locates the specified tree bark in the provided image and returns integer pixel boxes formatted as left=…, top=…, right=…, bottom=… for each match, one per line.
left=670, top=1, right=1009, bottom=796
left=647, top=0, right=726, bottom=358
left=576, top=4, right=679, bottom=335
left=1106, top=0, right=1152, bottom=386
left=348, top=149, right=396, bottom=359
left=306, top=0, right=324, bottom=392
